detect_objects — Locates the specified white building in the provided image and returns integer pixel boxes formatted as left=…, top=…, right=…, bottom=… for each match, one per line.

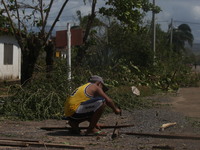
left=0, top=35, right=21, bottom=80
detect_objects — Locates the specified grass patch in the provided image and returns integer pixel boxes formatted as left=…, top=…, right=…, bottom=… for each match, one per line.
left=107, top=85, right=155, bottom=111
left=186, top=117, right=200, bottom=128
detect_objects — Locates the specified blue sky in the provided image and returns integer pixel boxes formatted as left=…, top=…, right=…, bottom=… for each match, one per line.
left=49, top=0, right=200, bottom=43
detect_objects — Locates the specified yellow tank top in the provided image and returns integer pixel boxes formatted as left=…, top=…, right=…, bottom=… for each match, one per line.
left=64, top=83, right=92, bottom=116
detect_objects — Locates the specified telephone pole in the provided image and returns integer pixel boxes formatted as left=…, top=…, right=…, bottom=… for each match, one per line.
left=152, top=0, right=156, bottom=60
left=67, top=23, right=71, bottom=81
left=170, top=18, right=173, bottom=47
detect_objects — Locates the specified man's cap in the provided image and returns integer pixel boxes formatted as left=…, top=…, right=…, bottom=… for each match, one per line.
left=88, top=75, right=109, bottom=92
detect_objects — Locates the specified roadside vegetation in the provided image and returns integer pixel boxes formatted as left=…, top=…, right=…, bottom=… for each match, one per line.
left=0, top=0, right=200, bottom=120
left=0, top=56, right=199, bottom=120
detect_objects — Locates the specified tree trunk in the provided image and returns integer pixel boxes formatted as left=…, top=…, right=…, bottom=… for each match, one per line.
left=21, top=36, right=42, bottom=85
left=21, top=50, right=33, bottom=85
left=76, top=0, right=97, bottom=65
left=75, top=45, right=87, bottom=66
left=45, top=40, right=54, bottom=78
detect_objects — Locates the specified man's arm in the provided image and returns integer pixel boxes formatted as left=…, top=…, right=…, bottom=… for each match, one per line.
left=95, top=86, right=121, bottom=114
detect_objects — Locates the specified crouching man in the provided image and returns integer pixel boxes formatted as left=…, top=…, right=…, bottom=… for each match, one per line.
left=64, top=75, right=121, bottom=135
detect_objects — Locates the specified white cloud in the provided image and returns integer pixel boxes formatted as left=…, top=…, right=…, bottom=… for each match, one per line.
left=192, top=6, right=200, bottom=20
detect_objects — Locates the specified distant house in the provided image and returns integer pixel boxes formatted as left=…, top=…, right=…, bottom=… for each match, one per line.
left=55, top=28, right=84, bottom=58
left=0, top=35, right=21, bottom=80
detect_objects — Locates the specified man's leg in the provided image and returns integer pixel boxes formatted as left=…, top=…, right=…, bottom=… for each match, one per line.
left=68, top=119, right=85, bottom=134
left=69, top=97, right=105, bottom=134
left=86, top=102, right=106, bottom=134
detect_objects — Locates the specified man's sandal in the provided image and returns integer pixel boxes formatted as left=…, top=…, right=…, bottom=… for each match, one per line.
left=95, top=123, right=104, bottom=129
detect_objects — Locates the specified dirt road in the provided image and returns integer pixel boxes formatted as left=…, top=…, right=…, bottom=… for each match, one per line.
left=0, top=87, right=200, bottom=149
left=170, top=87, right=200, bottom=119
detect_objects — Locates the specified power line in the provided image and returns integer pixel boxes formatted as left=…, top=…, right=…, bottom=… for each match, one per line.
left=174, top=20, right=200, bottom=25
left=157, top=20, right=169, bottom=23
left=48, top=12, right=76, bottom=19
left=156, top=19, right=200, bottom=27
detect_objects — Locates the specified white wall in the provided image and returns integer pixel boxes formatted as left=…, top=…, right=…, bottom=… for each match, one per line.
left=0, top=35, right=21, bottom=80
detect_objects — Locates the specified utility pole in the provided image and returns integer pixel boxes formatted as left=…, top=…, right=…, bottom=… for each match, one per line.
left=152, top=0, right=156, bottom=61
left=170, top=18, right=173, bottom=47
left=67, top=23, right=71, bottom=83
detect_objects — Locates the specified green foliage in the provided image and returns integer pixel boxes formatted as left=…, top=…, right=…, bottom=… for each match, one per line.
left=0, top=56, right=199, bottom=120
left=0, top=60, right=70, bottom=120
left=169, top=24, right=194, bottom=52
left=83, top=21, right=154, bottom=68
left=0, top=14, right=13, bottom=35
left=1, top=0, right=69, bottom=84
left=107, top=86, right=154, bottom=111
left=99, top=0, right=161, bottom=30
left=76, top=10, right=105, bottom=29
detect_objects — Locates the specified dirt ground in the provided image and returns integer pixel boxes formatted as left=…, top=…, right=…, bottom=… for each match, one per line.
left=171, top=87, right=200, bottom=119
left=0, top=88, right=200, bottom=150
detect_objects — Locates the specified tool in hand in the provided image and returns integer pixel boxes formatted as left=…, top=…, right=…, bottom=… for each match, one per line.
left=111, top=106, right=122, bottom=139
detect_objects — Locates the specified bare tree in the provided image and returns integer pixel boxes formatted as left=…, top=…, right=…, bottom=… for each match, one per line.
left=1, top=0, right=69, bottom=85
left=76, top=0, right=97, bottom=64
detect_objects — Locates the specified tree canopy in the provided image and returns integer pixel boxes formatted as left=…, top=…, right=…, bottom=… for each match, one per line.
left=173, top=24, right=194, bottom=51
left=99, top=0, right=161, bottom=30
left=0, top=13, right=12, bottom=34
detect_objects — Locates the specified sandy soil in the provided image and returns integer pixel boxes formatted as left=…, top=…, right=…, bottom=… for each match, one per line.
left=0, top=88, right=200, bottom=150
left=171, top=87, right=200, bottom=119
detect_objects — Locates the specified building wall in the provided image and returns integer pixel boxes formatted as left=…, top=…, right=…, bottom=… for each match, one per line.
left=0, top=35, right=21, bottom=80
left=56, top=28, right=83, bottom=48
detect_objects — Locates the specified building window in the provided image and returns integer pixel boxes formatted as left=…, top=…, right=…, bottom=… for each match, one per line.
left=4, top=43, right=13, bottom=65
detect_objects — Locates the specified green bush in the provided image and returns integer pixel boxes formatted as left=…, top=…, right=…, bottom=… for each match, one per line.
left=0, top=60, right=70, bottom=120
left=0, top=57, right=199, bottom=120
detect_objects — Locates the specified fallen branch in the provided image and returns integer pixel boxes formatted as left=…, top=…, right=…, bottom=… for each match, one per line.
left=122, top=132, right=200, bottom=140
left=26, top=141, right=85, bottom=149
left=41, top=124, right=134, bottom=131
left=0, top=137, right=39, bottom=143
left=152, top=145, right=174, bottom=150
left=0, top=139, right=85, bottom=149
left=0, top=140, right=29, bottom=147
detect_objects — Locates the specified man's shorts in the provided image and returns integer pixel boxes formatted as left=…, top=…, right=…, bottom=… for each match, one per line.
left=69, top=97, right=105, bottom=120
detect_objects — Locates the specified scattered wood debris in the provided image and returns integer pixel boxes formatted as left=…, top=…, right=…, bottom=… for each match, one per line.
left=152, top=145, right=174, bottom=150
left=0, top=138, right=85, bottom=149
left=41, top=124, right=134, bottom=131
left=122, top=132, right=200, bottom=140
left=159, top=122, right=177, bottom=131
